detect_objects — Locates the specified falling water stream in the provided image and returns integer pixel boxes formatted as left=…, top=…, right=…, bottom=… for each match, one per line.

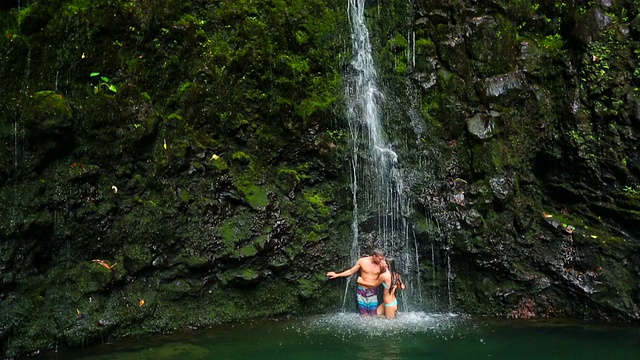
left=344, top=0, right=421, bottom=310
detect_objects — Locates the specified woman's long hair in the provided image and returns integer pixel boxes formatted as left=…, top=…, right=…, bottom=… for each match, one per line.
left=386, top=257, right=404, bottom=296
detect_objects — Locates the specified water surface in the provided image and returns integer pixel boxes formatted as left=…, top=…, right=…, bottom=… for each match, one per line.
left=42, top=312, right=640, bottom=359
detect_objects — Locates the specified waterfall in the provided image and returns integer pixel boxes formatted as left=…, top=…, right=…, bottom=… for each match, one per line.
left=345, top=0, right=421, bottom=310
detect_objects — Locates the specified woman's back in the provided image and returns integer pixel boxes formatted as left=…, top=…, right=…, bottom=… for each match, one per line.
left=380, top=270, right=394, bottom=303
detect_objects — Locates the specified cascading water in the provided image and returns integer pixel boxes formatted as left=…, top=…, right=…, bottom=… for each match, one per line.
left=344, top=0, right=421, bottom=311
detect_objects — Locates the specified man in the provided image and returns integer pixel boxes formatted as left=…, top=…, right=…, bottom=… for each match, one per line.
left=326, top=249, right=386, bottom=316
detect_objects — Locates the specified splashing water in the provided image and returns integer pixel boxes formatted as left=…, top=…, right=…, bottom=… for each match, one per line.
left=300, top=312, right=463, bottom=339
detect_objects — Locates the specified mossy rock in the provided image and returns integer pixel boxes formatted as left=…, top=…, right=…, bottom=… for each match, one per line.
left=229, top=242, right=258, bottom=260
left=122, top=243, right=152, bottom=274
left=23, top=91, right=72, bottom=142
left=236, top=180, right=269, bottom=209
left=69, top=262, right=114, bottom=295
left=231, top=151, right=251, bottom=165
left=217, top=268, right=262, bottom=286
left=296, top=275, right=325, bottom=299
left=185, top=256, right=209, bottom=269
left=216, top=212, right=253, bottom=250
left=276, top=168, right=301, bottom=194
left=210, top=156, right=228, bottom=171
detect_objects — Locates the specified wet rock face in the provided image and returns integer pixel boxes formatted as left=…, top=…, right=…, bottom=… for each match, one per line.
left=370, top=0, right=640, bottom=320
left=466, top=113, right=494, bottom=140
left=572, top=6, right=614, bottom=45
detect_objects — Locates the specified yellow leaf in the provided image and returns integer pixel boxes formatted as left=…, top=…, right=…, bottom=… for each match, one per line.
left=210, top=154, right=220, bottom=161
left=590, top=235, right=598, bottom=239
left=163, top=139, right=167, bottom=150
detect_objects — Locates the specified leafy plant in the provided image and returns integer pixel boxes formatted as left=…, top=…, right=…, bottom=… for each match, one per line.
left=90, top=72, right=117, bottom=94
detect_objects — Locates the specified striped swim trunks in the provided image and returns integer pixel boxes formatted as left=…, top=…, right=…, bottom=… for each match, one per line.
left=356, top=285, right=378, bottom=316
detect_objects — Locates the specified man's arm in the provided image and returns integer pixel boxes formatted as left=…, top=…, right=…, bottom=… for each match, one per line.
left=326, top=261, right=361, bottom=279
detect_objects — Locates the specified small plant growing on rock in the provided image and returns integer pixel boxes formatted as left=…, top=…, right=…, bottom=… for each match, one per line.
left=90, top=72, right=117, bottom=94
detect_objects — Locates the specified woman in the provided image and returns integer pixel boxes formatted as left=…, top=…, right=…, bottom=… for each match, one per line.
left=357, top=257, right=405, bottom=318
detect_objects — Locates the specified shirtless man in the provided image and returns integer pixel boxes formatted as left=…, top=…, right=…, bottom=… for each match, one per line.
left=326, top=249, right=386, bottom=316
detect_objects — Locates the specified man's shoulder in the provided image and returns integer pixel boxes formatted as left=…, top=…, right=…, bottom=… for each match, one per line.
left=359, top=256, right=377, bottom=266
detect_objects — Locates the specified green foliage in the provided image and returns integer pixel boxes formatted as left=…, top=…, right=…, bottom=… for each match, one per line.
left=63, top=0, right=90, bottom=16
left=90, top=72, right=117, bottom=93
left=536, top=33, right=563, bottom=54
left=582, top=41, right=612, bottom=95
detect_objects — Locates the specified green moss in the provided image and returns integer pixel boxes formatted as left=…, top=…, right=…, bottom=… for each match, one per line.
left=235, top=243, right=258, bottom=258
left=295, top=30, right=308, bottom=44
left=277, top=168, right=301, bottom=192
left=123, top=243, right=152, bottom=274
left=535, top=33, right=564, bottom=54
left=296, top=73, right=341, bottom=119
left=179, top=189, right=192, bottom=202
left=302, top=189, right=330, bottom=218
left=232, top=151, right=251, bottom=165
left=217, top=213, right=252, bottom=248
left=178, top=81, right=195, bottom=93
left=254, top=233, right=268, bottom=250
left=236, top=180, right=269, bottom=209
left=64, top=0, right=91, bottom=15
left=305, top=231, right=319, bottom=242
left=211, top=156, right=228, bottom=171
left=23, top=91, right=73, bottom=135
left=69, top=262, right=113, bottom=295
left=186, top=256, right=208, bottom=268
left=167, top=113, right=183, bottom=121
left=297, top=278, right=320, bottom=299
left=416, top=37, right=435, bottom=55
left=414, top=216, right=437, bottom=234
left=217, top=268, right=260, bottom=286
left=241, top=268, right=259, bottom=280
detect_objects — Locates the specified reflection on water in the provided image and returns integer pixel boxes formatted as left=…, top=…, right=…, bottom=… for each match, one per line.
left=38, top=312, right=640, bottom=360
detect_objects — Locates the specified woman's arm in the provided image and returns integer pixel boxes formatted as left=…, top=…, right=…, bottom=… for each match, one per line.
left=358, top=271, right=389, bottom=288
left=397, top=274, right=406, bottom=290
left=357, top=276, right=380, bottom=287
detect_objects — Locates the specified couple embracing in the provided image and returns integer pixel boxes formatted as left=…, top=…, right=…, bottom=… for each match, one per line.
left=326, top=249, right=405, bottom=318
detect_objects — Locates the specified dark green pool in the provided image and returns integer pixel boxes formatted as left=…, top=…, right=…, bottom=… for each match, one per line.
left=39, top=312, right=640, bottom=359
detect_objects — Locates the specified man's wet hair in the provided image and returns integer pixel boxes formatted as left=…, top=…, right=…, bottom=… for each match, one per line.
left=371, top=249, right=384, bottom=258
